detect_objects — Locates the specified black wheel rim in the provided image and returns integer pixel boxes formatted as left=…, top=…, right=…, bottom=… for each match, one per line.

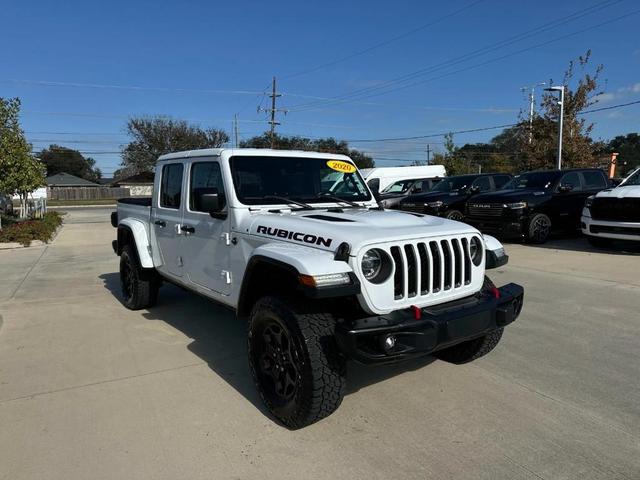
left=121, top=259, right=134, bottom=301
left=448, top=211, right=463, bottom=221
left=532, top=217, right=550, bottom=242
left=252, top=319, right=302, bottom=405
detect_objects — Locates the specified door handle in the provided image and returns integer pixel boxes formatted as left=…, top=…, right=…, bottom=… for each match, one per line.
left=154, top=220, right=166, bottom=227
left=180, top=225, right=195, bottom=234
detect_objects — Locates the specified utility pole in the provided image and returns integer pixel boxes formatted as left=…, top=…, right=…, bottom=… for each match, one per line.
left=545, top=85, right=565, bottom=170
left=426, top=144, right=431, bottom=165
left=233, top=114, right=240, bottom=147
left=521, top=82, right=545, bottom=144
left=257, top=77, right=287, bottom=149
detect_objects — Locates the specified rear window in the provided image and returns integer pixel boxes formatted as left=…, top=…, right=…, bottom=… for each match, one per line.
left=160, top=163, right=183, bottom=209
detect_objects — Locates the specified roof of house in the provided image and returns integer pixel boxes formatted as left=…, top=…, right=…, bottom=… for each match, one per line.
left=46, top=172, right=100, bottom=187
left=111, top=172, right=155, bottom=186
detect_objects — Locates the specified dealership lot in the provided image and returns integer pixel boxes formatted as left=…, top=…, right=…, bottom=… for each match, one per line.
left=0, top=208, right=638, bottom=480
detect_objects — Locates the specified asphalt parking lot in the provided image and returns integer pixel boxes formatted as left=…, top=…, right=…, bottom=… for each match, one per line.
left=1, top=207, right=639, bottom=480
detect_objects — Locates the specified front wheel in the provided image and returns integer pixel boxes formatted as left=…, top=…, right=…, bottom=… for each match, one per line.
left=436, top=328, right=504, bottom=364
left=527, top=213, right=552, bottom=244
left=248, top=297, right=346, bottom=429
left=445, top=209, right=465, bottom=221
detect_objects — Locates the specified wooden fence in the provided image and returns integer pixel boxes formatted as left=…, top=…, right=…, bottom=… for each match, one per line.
left=48, top=187, right=131, bottom=201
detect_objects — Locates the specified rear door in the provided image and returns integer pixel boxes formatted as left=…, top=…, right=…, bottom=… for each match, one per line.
left=180, top=160, right=231, bottom=295
left=152, top=162, right=185, bottom=277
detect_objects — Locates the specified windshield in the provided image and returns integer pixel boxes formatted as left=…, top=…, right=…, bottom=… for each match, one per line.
left=431, top=176, right=473, bottom=193
left=620, top=169, right=640, bottom=186
left=230, top=156, right=372, bottom=205
left=502, top=171, right=559, bottom=190
left=381, top=179, right=415, bottom=194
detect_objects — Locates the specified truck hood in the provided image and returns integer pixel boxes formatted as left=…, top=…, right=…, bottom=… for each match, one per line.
left=401, top=191, right=467, bottom=205
left=469, top=189, right=550, bottom=204
left=595, top=186, right=640, bottom=199
left=238, top=208, right=479, bottom=254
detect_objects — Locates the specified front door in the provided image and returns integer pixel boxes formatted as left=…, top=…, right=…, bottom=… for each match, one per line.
left=153, top=162, right=185, bottom=277
left=553, top=171, right=584, bottom=229
left=180, top=160, right=231, bottom=295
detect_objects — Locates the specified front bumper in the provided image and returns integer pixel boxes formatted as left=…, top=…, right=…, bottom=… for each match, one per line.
left=466, top=215, right=526, bottom=239
left=581, top=214, right=640, bottom=241
left=335, top=283, right=524, bottom=364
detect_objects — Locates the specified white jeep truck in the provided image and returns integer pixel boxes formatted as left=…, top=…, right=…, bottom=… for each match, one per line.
left=111, top=148, right=524, bottom=428
left=582, top=167, right=640, bottom=246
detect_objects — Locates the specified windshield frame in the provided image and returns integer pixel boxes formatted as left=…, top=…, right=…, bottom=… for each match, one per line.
left=228, top=155, right=373, bottom=206
left=430, top=175, right=475, bottom=193
left=620, top=168, right=640, bottom=187
left=501, top=171, right=560, bottom=191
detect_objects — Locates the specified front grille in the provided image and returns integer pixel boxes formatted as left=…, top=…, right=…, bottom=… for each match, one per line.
left=390, top=238, right=473, bottom=300
left=590, top=197, right=640, bottom=222
left=400, top=204, right=425, bottom=214
left=467, top=203, right=504, bottom=217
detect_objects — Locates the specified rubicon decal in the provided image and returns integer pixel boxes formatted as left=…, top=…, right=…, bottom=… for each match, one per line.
left=256, top=225, right=333, bottom=247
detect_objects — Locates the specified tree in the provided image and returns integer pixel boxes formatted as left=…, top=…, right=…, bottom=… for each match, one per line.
left=607, top=133, right=640, bottom=174
left=240, top=132, right=375, bottom=169
left=0, top=98, right=46, bottom=219
left=39, top=145, right=101, bottom=181
left=120, top=116, right=229, bottom=176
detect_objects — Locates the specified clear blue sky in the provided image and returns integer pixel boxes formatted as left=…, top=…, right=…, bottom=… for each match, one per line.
left=1, top=0, right=639, bottom=176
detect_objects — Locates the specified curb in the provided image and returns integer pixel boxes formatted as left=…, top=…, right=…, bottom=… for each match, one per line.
left=50, top=204, right=116, bottom=209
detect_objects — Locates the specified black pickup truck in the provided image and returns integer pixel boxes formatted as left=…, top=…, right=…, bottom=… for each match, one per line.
left=465, top=168, right=610, bottom=243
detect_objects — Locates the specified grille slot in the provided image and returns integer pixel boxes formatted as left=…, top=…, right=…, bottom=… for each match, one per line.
left=468, top=203, right=504, bottom=217
left=387, top=237, right=475, bottom=301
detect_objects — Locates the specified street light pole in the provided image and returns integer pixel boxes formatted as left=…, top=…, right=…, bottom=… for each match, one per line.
left=545, top=86, right=565, bottom=170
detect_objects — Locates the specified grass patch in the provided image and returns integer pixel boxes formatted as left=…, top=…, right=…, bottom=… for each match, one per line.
left=0, top=212, right=64, bottom=246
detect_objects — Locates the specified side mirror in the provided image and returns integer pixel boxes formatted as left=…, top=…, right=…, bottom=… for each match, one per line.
left=558, top=184, right=573, bottom=193
left=469, top=186, right=480, bottom=194
left=196, top=188, right=226, bottom=218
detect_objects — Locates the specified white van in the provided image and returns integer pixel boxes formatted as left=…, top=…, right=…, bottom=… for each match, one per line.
left=360, top=165, right=446, bottom=193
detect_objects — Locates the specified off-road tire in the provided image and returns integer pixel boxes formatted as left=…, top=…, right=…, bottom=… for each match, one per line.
left=445, top=209, right=465, bottom=221
left=248, top=296, right=346, bottom=429
left=587, top=235, right=612, bottom=248
left=436, top=276, right=503, bottom=364
left=119, top=245, right=159, bottom=310
left=527, top=213, right=552, bottom=244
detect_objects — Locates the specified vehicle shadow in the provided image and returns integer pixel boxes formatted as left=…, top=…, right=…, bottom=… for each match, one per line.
left=100, top=272, right=438, bottom=417
left=502, top=235, right=640, bottom=256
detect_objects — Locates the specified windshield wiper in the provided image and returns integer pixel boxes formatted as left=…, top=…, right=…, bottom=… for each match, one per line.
left=261, top=195, right=315, bottom=210
left=315, top=193, right=362, bottom=208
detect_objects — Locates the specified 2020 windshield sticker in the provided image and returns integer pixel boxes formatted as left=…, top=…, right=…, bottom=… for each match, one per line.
left=327, top=160, right=356, bottom=174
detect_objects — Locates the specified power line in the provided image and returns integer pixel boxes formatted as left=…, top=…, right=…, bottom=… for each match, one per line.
left=282, top=0, right=485, bottom=79
left=580, top=98, right=640, bottom=114
left=286, top=0, right=625, bottom=112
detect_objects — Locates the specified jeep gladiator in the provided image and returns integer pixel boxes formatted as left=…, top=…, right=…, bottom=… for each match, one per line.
left=111, top=148, right=524, bottom=428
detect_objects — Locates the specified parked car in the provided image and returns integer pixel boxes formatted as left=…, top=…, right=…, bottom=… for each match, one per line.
left=360, top=165, right=446, bottom=193
left=466, top=168, right=609, bottom=243
left=378, top=177, right=441, bottom=209
left=582, top=167, right=640, bottom=247
left=398, top=173, right=513, bottom=220
left=0, top=194, right=14, bottom=215
left=111, top=148, right=523, bottom=428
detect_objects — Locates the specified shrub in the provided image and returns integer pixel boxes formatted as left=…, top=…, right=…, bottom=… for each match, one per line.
left=0, top=211, right=63, bottom=246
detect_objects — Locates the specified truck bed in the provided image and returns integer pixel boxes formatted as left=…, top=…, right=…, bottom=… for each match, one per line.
left=112, top=197, right=152, bottom=227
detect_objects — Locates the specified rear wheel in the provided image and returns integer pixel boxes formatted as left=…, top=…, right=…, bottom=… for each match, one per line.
left=119, top=245, right=159, bottom=310
left=248, top=296, right=346, bottom=429
left=587, top=235, right=612, bottom=248
left=527, top=213, right=552, bottom=244
left=445, top=209, right=464, bottom=221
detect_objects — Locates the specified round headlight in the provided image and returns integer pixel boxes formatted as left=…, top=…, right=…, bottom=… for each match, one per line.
left=469, top=236, right=483, bottom=266
left=362, top=249, right=382, bottom=280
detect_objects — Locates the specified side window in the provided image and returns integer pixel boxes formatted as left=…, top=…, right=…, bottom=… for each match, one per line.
left=582, top=171, right=607, bottom=190
left=493, top=175, right=511, bottom=190
left=160, top=163, right=184, bottom=209
left=559, top=172, right=582, bottom=191
left=190, top=162, right=227, bottom=212
left=472, top=176, right=492, bottom=192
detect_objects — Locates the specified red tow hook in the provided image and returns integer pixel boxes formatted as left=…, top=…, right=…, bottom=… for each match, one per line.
left=491, top=286, right=501, bottom=299
left=411, top=305, right=422, bottom=320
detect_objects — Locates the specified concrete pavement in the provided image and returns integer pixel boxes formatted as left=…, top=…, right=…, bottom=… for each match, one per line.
left=0, top=208, right=638, bottom=480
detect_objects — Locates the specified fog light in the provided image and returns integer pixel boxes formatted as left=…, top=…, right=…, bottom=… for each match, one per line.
left=381, top=334, right=396, bottom=353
